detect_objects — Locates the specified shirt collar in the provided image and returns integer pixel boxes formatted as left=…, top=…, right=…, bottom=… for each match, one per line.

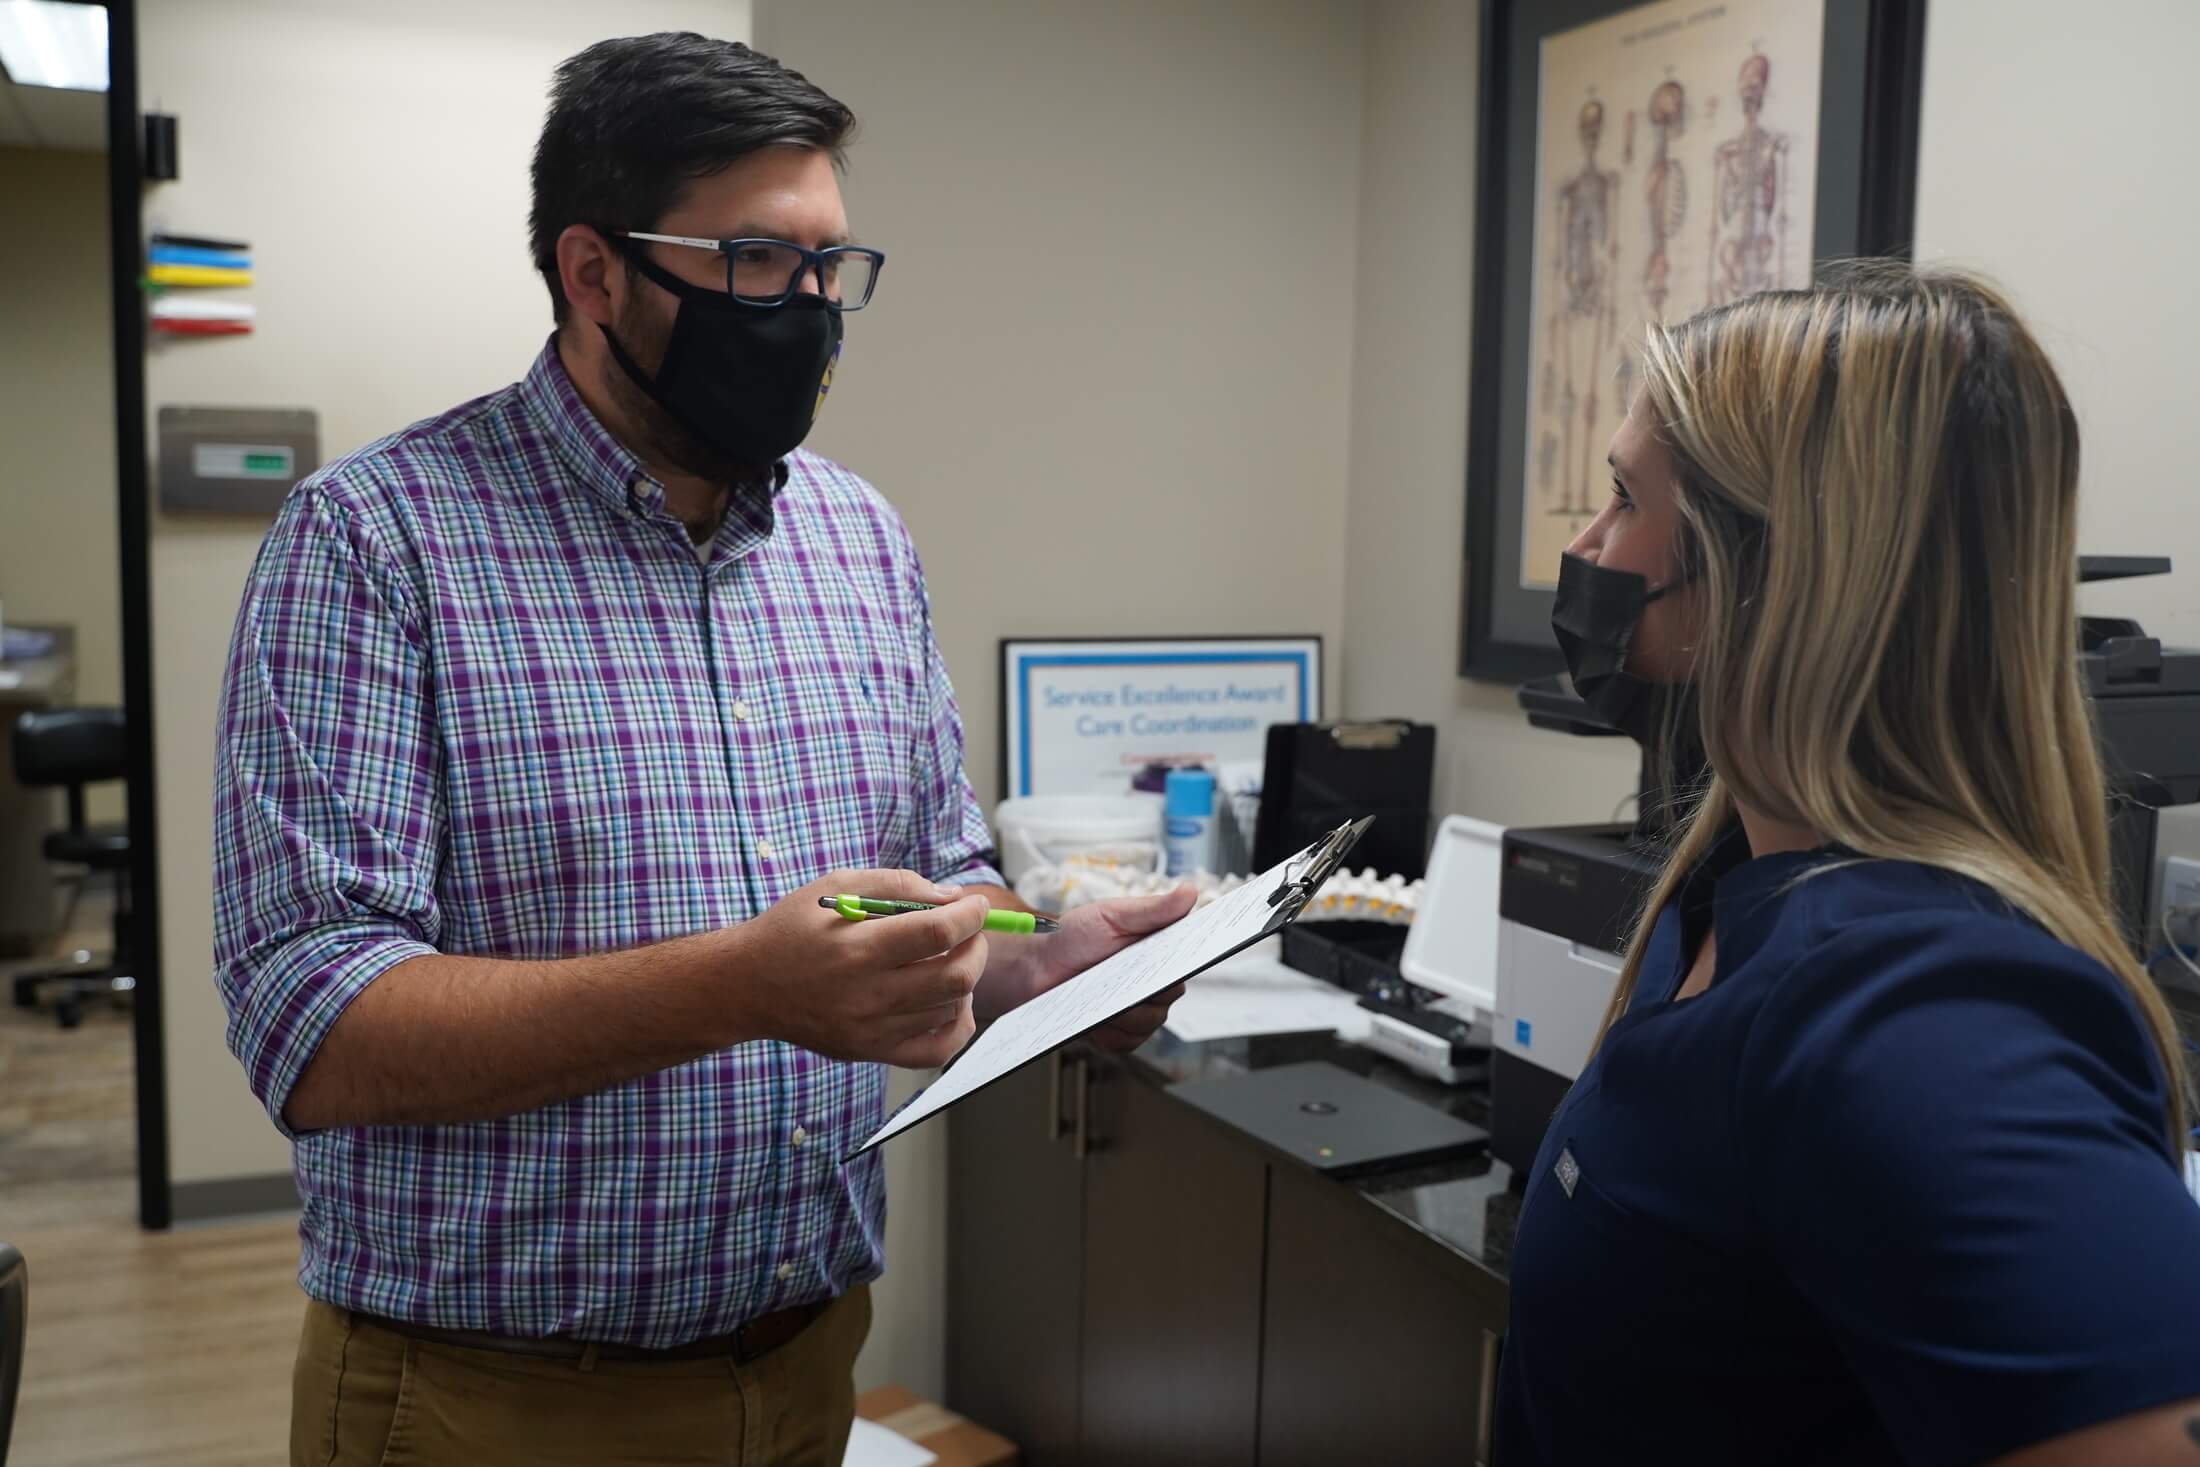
left=1704, top=824, right=1850, bottom=975
left=721, top=461, right=788, bottom=554
left=517, top=335, right=787, bottom=563
left=518, top=334, right=657, bottom=520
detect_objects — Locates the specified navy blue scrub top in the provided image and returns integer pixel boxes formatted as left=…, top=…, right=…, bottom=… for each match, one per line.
left=1494, top=830, right=2200, bottom=1467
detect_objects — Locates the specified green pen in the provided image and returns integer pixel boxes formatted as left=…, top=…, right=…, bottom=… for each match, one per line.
left=820, top=894, right=1059, bottom=935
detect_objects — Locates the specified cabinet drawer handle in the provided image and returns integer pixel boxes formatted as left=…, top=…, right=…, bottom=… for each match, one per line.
left=1047, top=1052, right=1067, bottom=1142
left=1476, top=1327, right=1500, bottom=1466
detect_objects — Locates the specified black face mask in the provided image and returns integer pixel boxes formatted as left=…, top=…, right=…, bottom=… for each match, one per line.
left=1551, top=552, right=1689, bottom=747
left=600, top=249, right=843, bottom=471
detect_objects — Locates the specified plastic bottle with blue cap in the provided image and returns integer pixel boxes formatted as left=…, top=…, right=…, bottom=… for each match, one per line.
left=1163, top=766, right=1218, bottom=877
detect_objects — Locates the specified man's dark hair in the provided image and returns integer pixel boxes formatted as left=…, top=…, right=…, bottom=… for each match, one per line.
left=529, top=33, right=855, bottom=324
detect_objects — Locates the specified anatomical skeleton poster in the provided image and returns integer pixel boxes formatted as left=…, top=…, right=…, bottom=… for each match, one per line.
left=1519, top=0, right=1824, bottom=589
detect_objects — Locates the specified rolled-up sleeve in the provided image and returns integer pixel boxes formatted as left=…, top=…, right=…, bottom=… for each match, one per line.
left=897, top=539, right=1002, bottom=890
left=213, top=485, right=444, bottom=1136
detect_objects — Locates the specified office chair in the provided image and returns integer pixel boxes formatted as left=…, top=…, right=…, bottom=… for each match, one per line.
left=9, top=708, right=134, bottom=1029
left=0, top=1241, right=22, bottom=1466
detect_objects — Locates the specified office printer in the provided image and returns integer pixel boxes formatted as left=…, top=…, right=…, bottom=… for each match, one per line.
left=1489, top=555, right=2200, bottom=1178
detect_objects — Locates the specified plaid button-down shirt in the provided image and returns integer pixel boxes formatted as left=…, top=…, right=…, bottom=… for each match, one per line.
left=213, top=340, right=1000, bottom=1346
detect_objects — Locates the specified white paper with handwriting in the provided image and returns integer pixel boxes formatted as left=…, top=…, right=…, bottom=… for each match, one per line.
left=847, top=842, right=1316, bottom=1158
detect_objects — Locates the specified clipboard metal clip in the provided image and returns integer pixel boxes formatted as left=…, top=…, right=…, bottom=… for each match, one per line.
left=1267, top=815, right=1377, bottom=917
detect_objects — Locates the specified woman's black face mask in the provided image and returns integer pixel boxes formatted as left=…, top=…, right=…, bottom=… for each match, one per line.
left=1550, top=551, right=1688, bottom=746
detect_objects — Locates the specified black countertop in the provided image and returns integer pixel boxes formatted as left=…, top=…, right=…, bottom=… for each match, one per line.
left=1121, top=1026, right=1522, bottom=1288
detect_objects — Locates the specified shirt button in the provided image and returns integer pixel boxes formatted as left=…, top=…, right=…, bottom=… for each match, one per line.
left=777, top=1261, right=796, bottom=1282
left=731, top=700, right=751, bottom=722
left=757, top=840, right=776, bottom=862
left=791, top=1125, right=808, bottom=1148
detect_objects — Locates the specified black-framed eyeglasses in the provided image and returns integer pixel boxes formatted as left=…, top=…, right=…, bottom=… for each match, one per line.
left=614, top=230, right=884, bottom=311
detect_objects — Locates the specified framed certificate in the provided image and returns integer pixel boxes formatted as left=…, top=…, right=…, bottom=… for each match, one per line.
left=999, top=635, right=1323, bottom=798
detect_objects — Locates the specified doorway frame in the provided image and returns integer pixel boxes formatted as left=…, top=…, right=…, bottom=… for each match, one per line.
left=89, top=0, right=172, bottom=1230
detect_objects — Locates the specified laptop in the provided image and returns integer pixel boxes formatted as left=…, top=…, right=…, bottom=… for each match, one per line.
left=1169, top=1060, right=1488, bottom=1178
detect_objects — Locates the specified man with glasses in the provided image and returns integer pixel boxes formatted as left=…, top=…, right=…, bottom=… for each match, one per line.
left=214, top=33, right=1190, bottom=1466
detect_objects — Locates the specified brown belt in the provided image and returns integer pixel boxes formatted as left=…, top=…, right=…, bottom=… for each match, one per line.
left=352, top=1296, right=830, bottom=1366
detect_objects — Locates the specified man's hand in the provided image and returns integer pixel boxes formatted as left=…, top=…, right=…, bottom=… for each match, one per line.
left=1085, top=980, right=1189, bottom=1054
left=1007, top=885, right=1198, bottom=1053
left=728, top=869, right=991, bottom=1068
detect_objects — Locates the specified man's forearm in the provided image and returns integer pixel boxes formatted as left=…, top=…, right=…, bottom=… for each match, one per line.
left=282, top=929, right=751, bottom=1132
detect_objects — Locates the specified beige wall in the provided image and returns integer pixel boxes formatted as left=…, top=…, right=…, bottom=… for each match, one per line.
left=1910, top=0, right=2200, bottom=639
left=140, top=0, right=751, bottom=1188
left=756, top=0, right=1364, bottom=1398
left=759, top=0, right=1362, bottom=810
left=0, top=146, right=124, bottom=822
left=1341, top=1, right=1639, bottom=827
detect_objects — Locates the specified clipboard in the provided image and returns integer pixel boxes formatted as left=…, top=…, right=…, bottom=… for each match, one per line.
left=1260, top=814, right=1379, bottom=931
left=845, top=816, right=1375, bottom=1160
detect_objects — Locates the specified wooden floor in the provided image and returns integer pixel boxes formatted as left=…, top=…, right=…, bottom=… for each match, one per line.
left=7, top=1213, right=301, bottom=1466
left=1, top=887, right=305, bottom=1463
left=0, top=885, right=136, bottom=1233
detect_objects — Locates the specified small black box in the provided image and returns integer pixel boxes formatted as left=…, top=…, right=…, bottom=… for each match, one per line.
left=1253, top=720, right=1434, bottom=879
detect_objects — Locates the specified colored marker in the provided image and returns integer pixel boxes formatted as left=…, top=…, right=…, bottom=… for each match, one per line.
left=820, top=895, right=1058, bottom=935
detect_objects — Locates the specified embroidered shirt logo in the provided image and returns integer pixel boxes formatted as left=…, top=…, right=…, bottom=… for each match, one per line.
left=1555, top=1147, right=1581, bottom=1199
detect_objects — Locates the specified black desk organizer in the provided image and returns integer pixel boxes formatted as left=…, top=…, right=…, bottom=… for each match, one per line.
left=1252, top=719, right=1435, bottom=882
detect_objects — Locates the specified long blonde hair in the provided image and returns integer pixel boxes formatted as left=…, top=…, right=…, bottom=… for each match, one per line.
left=1598, top=262, right=2190, bottom=1152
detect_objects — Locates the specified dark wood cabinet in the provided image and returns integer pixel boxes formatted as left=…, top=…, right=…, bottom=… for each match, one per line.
left=1078, top=1064, right=1266, bottom=1467
left=1259, top=1162, right=1507, bottom=1467
left=945, top=1048, right=1509, bottom=1466
left=947, top=1052, right=1087, bottom=1465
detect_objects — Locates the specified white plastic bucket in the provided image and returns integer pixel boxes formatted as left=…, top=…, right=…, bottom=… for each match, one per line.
left=993, top=793, right=1166, bottom=886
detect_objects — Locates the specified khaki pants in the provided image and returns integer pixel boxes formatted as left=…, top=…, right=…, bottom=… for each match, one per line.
left=290, top=1287, right=872, bottom=1466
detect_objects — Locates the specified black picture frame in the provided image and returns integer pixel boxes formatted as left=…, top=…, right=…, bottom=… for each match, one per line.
left=1460, top=0, right=1927, bottom=683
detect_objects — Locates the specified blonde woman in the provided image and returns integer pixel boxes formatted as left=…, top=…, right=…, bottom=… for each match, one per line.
left=1497, top=264, right=2200, bottom=1465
